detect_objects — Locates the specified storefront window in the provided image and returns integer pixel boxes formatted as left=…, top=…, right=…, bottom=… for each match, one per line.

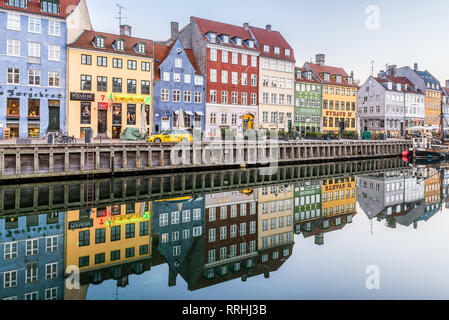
left=80, top=127, right=90, bottom=138
left=81, top=102, right=91, bottom=124
left=28, top=124, right=40, bottom=138
left=28, top=99, right=40, bottom=119
left=7, top=98, right=20, bottom=118
left=127, top=105, right=136, bottom=125
left=112, top=104, right=122, bottom=125
left=7, top=124, right=19, bottom=138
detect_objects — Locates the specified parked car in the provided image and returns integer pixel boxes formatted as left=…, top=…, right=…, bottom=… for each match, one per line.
left=148, top=130, right=193, bottom=143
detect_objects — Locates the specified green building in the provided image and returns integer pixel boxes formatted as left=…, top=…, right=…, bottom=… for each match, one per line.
left=294, top=68, right=323, bottom=135
left=294, top=180, right=322, bottom=234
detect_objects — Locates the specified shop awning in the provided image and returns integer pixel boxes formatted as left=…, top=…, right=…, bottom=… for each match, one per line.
left=173, top=110, right=179, bottom=115
left=195, top=112, right=204, bottom=116
left=185, top=111, right=193, bottom=116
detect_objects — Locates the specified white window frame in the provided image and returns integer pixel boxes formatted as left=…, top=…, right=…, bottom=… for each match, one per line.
left=28, top=17, right=41, bottom=34
left=7, top=13, right=21, bottom=31
left=46, top=262, right=58, bottom=279
left=7, top=39, right=21, bottom=56
left=46, top=236, right=58, bottom=252
left=3, top=271, right=17, bottom=288
left=48, top=45, right=60, bottom=61
left=48, top=20, right=61, bottom=36
left=4, top=242, right=18, bottom=259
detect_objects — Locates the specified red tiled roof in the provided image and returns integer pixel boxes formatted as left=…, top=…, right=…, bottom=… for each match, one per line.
left=153, top=40, right=200, bottom=81
left=295, top=67, right=321, bottom=85
left=0, top=0, right=81, bottom=18
left=249, top=26, right=295, bottom=62
left=306, top=62, right=358, bottom=88
left=192, top=17, right=259, bottom=52
left=69, top=30, right=154, bottom=58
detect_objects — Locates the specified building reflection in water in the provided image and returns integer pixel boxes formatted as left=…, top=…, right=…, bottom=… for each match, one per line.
left=1, top=166, right=448, bottom=300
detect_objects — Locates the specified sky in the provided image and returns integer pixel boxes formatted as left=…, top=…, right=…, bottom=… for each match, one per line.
left=85, top=0, right=449, bottom=86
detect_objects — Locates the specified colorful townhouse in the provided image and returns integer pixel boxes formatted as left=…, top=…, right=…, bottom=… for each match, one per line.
left=305, top=54, right=358, bottom=134
left=175, top=17, right=260, bottom=139
left=152, top=38, right=205, bottom=134
left=150, top=196, right=204, bottom=287
left=65, top=203, right=151, bottom=289
left=321, top=177, right=357, bottom=222
left=0, top=212, right=65, bottom=300
left=258, top=184, right=294, bottom=251
left=249, top=24, right=295, bottom=134
left=357, top=70, right=425, bottom=137
left=0, top=0, right=91, bottom=139
left=442, top=81, right=449, bottom=136
left=293, top=179, right=322, bottom=234
left=67, top=28, right=154, bottom=139
left=396, top=64, right=442, bottom=130
left=294, top=67, right=323, bottom=134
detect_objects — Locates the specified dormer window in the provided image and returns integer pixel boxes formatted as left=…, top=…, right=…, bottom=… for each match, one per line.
left=94, top=36, right=105, bottom=48
left=222, top=35, right=229, bottom=44
left=209, top=33, right=216, bottom=43
left=263, top=45, right=269, bottom=52
left=136, top=43, right=146, bottom=54
left=336, top=75, right=342, bottom=83
left=348, top=77, right=353, bottom=85
left=306, top=72, right=312, bottom=81
left=323, top=73, right=330, bottom=82
left=285, top=49, right=290, bottom=57
left=274, top=47, right=280, bottom=55
left=115, top=39, right=124, bottom=51
left=234, top=37, right=242, bottom=46
left=7, top=0, right=28, bottom=8
left=41, top=0, right=59, bottom=14
left=247, top=40, right=254, bottom=48
left=296, top=70, right=302, bottom=79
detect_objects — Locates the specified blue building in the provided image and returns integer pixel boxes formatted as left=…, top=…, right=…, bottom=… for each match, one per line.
left=153, top=38, right=206, bottom=134
left=151, top=196, right=204, bottom=286
left=0, top=0, right=87, bottom=138
left=0, top=212, right=65, bottom=300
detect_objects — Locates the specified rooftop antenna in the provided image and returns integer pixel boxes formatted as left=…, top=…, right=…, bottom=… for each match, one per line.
left=115, top=4, right=127, bottom=29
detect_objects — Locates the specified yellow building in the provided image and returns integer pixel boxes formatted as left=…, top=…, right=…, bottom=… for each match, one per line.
left=257, top=184, right=294, bottom=250
left=321, top=177, right=357, bottom=218
left=306, top=55, right=358, bottom=134
left=65, top=202, right=151, bottom=283
left=67, top=30, right=154, bottom=139
left=425, top=168, right=441, bottom=205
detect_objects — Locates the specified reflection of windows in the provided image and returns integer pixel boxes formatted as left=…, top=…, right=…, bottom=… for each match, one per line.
left=4, top=270, right=17, bottom=288
left=4, top=242, right=18, bottom=259
left=111, top=250, right=120, bottom=261
left=79, top=256, right=89, bottom=267
left=111, top=226, right=121, bottom=241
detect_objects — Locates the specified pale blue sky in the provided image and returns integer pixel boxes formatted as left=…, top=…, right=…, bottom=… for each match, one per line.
left=85, top=0, right=449, bottom=85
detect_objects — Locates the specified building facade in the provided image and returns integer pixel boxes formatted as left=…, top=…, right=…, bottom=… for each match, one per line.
left=293, top=180, right=322, bottom=233
left=177, top=17, right=260, bottom=139
left=249, top=25, right=295, bottom=134
left=0, top=0, right=89, bottom=138
left=294, top=68, right=323, bottom=134
left=152, top=38, right=205, bottom=134
left=396, top=64, right=442, bottom=129
left=67, top=29, right=154, bottom=139
left=321, top=177, right=357, bottom=221
left=305, top=54, right=358, bottom=134
left=442, top=82, right=449, bottom=135
left=0, top=212, right=65, bottom=300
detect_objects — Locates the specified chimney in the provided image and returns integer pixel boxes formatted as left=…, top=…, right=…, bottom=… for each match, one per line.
left=316, top=54, right=325, bottom=66
left=446, top=80, right=449, bottom=88
left=388, top=65, right=397, bottom=76
left=414, top=63, right=419, bottom=71
left=120, top=24, right=132, bottom=37
left=243, top=22, right=249, bottom=30
left=350, top=71, right=354, bottom=78
left=265, top=24, right=272, bottom=31
left=170, top=21, right=179, bottom=40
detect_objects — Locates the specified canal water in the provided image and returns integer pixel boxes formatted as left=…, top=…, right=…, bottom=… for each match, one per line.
left=1, top=160, right=449, bottom=300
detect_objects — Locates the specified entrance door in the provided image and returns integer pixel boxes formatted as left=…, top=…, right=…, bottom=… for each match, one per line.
left=48, top=106, right=60, bottom=132
left=98, top=110, right=107, bottom=134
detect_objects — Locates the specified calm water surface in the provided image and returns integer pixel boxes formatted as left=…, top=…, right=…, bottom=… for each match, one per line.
left=1, top=161, right=449, bottom=300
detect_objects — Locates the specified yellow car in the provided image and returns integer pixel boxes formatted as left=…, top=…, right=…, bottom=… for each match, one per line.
left=148, top=130, right=193, bottom=143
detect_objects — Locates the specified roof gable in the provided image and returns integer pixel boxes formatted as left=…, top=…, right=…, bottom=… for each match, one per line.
left=249, top=26, right=295, bottom=62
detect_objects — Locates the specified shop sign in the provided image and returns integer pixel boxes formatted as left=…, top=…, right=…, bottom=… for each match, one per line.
left=69, top=219, right=93, bottom=230
left=71, top=92, right=95, bottom=101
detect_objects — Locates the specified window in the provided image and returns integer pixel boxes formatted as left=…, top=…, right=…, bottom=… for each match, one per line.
left=194, top=92, right=202, bottom=103
left=136, top=43, right=146, bottom=54
left=125, top=223, right=135, bottom=238
left=79, top=230, right=90, bottom=247
left=4, top=271, right=17, bottom=288
left=26, top=239, right=38, bottom=256
left=111, top=250, right=120, bottom=261
left=242, top=54, right=248, bottom=66
left=46, top=262, right=57, bottom=279
left=184, top=74, right=191, bottom=83
left=81, top=75, right=91, bottom=90
left=97, top=56, right=107, bottom=67
left=113, top=58, right=123, bottom=68
left=173, top=246, right=181, bottom=256
left=251, top=55, right=257, bottom=67
left=7, top=39, right=20, bottom=56
left=125, top=247, right=135, bottom=258
left=97, top=76, right=107, bottom=91
left=194, top=75, right=203, bottom=86
left=221, top=70, right=228, bottom=84
left=210, top=48, right=217, bottom=61
left=7, top=68, right=19, bottom=84
left=140, top=221, right=149, bottom=236
left=263, top=45, right=269, bottom=52
left=140, top=244, right=149, bottom=255
left=210, top=69, right=217, bottom=82
left=4, top=242, right=18, bottom=259
left=7, top=13, right=21, bottom=30
left=28, top=70, right=40, bottom=85
left=48, top=20, right=61, bottom=36
left=251, top=93, right=257, bottom=105
left=25, top=262, right=38, bottom=283
left=221, top=91, right=228, bottom=104
left=41, top=0, right=59, bottom=14
left=251, top=74, right=257, bottom=86
left=81, top=54, right=92, bottom=65
left=25, top=292, right=38, bottom=301
left=173, top=90, right=181, bottom=102
left=127, top=79, right=137, bottom=94
left=193, top=208, right=201, bottom=221
left=111, top=226, right=121, bottom=241
left=173, top=73, right=181, bottom=82
left=45, top=288, right=57, bottom=300
left=127, top=60, right=137, bottom=70
left=232, top=52, right=238, bottom=64
left=29, top=17, right=41, bottom=33
left=141, top=80, right=150, bottom=94
left=48, top=45, right=60, bottom=61
left=242, top=92, right=248, bottom=105
left=209, top=228, right=216, bottom=242
left=95, top=229, right=106, bottom=244
left=222, top=50, right=228, bottom=63
left=47, top=71, right=59, bottom=87
left=161, top=88, right=169, bottom=101
left=231, top=92, right=238, bottom=104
